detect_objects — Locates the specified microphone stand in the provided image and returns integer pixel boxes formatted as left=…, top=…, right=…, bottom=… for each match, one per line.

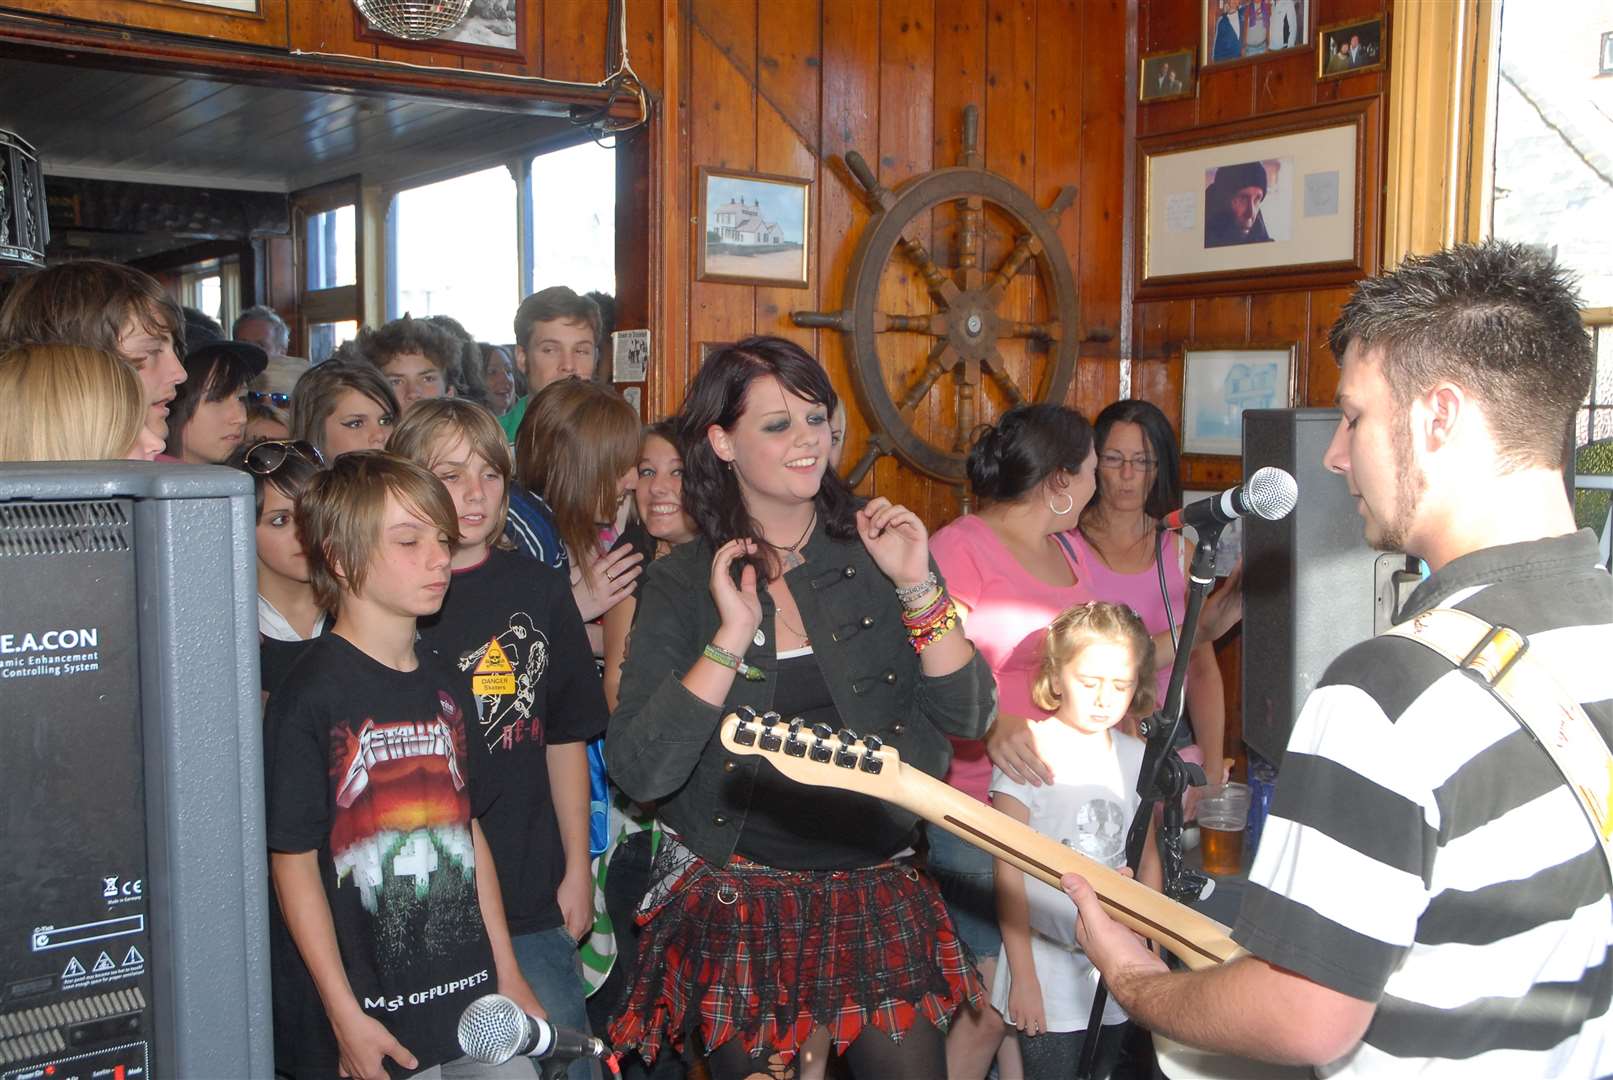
left=1075, top=525, right=1222, bottom=1079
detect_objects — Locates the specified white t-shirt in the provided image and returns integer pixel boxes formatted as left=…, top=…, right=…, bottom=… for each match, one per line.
left=990, top=720, right=1145, bottom=1031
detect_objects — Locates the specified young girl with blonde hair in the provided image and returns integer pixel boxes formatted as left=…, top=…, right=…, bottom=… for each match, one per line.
left=0, top=343, right=163, bottom=462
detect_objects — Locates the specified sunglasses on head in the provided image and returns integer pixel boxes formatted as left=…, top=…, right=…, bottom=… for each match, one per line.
left=244, top=439, right=324, bottom=475
left=246, top=390, right=292, bottom=408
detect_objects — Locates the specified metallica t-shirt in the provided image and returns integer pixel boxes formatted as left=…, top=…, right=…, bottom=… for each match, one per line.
left=416, top=547, right=607, bottom=936
left=265, top=635, right=494, bottom=1078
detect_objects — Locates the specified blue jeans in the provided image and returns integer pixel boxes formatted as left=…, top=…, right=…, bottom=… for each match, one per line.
left=925, top=824, right=1002, bottom=961
left=511, top=926, right=600, bottom=1080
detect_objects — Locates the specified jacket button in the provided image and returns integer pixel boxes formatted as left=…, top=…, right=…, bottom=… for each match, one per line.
left=891, top=723, right=906, bottom=734
left=724, top=760, right=737, bottom=772
left=843, top=566, right=856, bottom=578
left=882, top=669, right=897, bottom=684
left=861, top=615, right=875, bottom=628
left=713, top=813, right=729, bottom=827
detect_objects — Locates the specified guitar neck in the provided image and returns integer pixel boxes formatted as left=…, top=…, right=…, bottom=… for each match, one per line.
left=890, top=763, right=1245, bottom=971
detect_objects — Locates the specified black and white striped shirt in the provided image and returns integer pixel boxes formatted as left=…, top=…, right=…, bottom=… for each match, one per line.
left=1234, top=529, right=1613, bottom=1077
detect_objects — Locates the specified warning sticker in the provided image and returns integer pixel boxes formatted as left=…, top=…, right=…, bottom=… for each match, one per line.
left=61, top=948, right=136, bottom=992
left=472, top=638, right=515, bottom=697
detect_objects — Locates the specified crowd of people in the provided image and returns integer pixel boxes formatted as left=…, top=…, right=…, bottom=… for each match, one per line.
left=0, top=240, right=1607, bottom=1080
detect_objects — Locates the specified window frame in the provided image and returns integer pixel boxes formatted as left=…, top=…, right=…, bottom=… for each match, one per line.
left=292, top=176, right=363, bottom=358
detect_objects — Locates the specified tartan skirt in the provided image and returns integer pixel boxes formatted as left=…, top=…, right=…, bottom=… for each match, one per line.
left=608, top=833, right=982, bottom=1067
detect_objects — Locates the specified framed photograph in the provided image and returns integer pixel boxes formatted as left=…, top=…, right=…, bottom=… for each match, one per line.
left=1137, top=97, right=1377, bottom=296
left=1203, top=0, right=1309, bottom=67
left=1317, top=17, right=1385, bottom=80
left=1140, top=49, right=1196, bottom=104
left=611, top=329, right=650, bottom=383
left=622, top=386, right=643, bottom=417
left=356, top=0, right=524, bottom=61
left=1181, top=344, right=1297, bottom=457
left=697, top=168, right=811, bottom=288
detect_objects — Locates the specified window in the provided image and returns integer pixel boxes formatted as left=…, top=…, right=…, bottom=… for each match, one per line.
left=390, top=164, right=518, bottom=342
left=528, top=140, right=616, bottom=297
left=1600, top=30, right=1613, bottom=76
left=306, top=205, right=356, bottom=291
left=294, top=178, right=362, bottom=361
left=308, top=320, right=359, bottom=364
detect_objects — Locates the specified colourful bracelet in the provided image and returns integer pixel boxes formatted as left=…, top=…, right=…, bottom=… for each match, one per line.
left=704, top=642, right=766, bottom=681
left=902, top=590, right=959, bottom=654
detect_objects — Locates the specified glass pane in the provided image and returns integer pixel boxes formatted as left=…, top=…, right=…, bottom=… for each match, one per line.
left=391, top=165, right=518, bottom=342
left=196, top=275, right=222, bottom=324
left=529, top=140, right=616, bottom=297
left=305, top=204, right=357, bottom=291
left=309, top=319, right=359, bottom=364
left=1574, top=326, right=1613, bottom=537
left=1490, top=1, right=1613, bottom=308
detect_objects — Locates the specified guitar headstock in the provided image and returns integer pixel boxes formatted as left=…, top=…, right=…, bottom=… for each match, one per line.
left=719, top=709, right=906, bottom=799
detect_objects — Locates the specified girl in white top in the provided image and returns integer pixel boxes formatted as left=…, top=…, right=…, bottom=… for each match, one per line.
left=991, top=602, right=1162, bottom=1080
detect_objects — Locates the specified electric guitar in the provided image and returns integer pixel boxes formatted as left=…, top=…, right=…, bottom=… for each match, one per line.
left=719, top=711, right=1246, bottom=971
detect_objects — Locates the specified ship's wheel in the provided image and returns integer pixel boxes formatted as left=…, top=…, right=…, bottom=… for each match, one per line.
left=794, top=104, right=1083, bottom=497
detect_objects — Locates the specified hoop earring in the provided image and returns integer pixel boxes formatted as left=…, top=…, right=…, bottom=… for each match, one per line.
left=1048, top=490, right=1075, bottom=516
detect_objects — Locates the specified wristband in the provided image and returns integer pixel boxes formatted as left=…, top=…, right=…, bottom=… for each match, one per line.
left=895, top=571, right=940, bottom=610
left=704, top=642, right=766, bottom=681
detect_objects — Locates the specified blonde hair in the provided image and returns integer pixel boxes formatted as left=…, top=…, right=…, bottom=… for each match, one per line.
left=0, top=343, right=147, bottom=462
left=296, top=451, right=459, bottom=613
left=388, top=398, right=514, bottom=549
left=1031, top=601, right=1157, bottom=718
left=514, top=379, right=640, bottom=560
left=288, top=362, right=400, bottom=458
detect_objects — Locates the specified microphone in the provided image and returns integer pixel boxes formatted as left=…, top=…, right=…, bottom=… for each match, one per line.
left=1161, top=466, right=1297, bottom=532
left=458, top=994, right=609, bottom=1066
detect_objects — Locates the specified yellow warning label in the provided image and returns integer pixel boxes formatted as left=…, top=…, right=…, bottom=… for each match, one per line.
left=473, top=638, right=516, bottom=695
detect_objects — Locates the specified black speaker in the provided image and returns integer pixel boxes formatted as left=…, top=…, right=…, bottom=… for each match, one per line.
left=1240, top=409, right=1416, bottom=764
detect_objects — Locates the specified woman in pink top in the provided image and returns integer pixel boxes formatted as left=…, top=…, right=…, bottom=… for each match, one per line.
left=929, top=402, right=1097, bottom=1080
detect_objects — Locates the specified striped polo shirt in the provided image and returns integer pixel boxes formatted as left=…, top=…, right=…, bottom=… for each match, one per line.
left=1234, top=529, right=1613, bottom=1077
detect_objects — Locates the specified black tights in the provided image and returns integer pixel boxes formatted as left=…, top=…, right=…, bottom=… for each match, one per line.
left=704, top=1019, right=947, bottom=1080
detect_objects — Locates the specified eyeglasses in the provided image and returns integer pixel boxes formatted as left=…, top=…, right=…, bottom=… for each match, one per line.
left=246, top=390, right=291, bottom=408
left=243, top=439, right=324, bottom=475
left=1098, top=453, right=1158, bottom=472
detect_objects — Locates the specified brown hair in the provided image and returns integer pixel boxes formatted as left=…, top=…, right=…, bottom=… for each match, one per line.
left=0, top=259, right=183, bottom=359
left=0, top=343, right=146, bottom=462
left=296, top=451, right=459, bottom=613
left=356, top=314, right=461, bottom=375
left=1031, top=601, right=1157, bottom=719
left=514, top=379, right=639, bottom=561
left=288, top=362, right=401, bottom=458
left=388, top=397, right=515, bottom=549
left=513, top=286, right=602, bottom=358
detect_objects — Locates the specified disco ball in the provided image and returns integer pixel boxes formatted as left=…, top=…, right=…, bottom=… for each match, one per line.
left=353, top=0, right=471, bottom=41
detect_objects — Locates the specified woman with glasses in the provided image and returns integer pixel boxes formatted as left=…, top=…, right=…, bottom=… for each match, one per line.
left=226, top=438, right=328, bottom=702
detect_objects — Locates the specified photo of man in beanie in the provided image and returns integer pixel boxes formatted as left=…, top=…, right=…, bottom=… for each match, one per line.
left=1204, top=160, right=1274, bottom=248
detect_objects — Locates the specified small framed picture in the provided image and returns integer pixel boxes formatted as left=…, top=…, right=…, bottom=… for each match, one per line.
left=697, top=168, right=811, bottom=288
left=1140, top=49, right=1196, bottom=103
left=1317, top=16, right=1385, bottom=80
left=1204, top=0, right=1309, bottom=68
left=1180, top=344, right=1297, bottom=457
left=611, top=329, right=650, bottom=383
left=622, top=386, right=643, bottom=417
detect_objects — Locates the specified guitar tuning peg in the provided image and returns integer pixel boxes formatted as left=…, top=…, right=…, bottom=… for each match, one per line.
left=809, top=724, right=835, bottom=764
left=833, top=733, right=860, bottom=770
left=763, top=711, right=783, bottom=724
left=732, top=713, right=757, bottom=747
left=811, top=722, right=835, bottom=740
left=861, top=734, right=883, bottom=753
left=787, top=717, right=805, bottom=735
left=738, top=706, right=759, bottom=721
left=837, top=727, right=858, bottom=743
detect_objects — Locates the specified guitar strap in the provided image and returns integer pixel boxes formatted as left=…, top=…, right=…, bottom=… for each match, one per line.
left=1383, top=607, right=1613, bottom=887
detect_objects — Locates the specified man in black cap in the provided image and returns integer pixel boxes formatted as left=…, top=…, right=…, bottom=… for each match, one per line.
left=1204, top=161, right=1273, bottom=248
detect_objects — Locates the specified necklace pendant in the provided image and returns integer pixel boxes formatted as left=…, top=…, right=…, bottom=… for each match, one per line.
left=754, top=627, right=766, bottom=647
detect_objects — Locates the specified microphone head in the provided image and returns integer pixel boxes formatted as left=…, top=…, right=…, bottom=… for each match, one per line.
left=458, top=993, right=528, bottom=1065
left=1245, top=466, right=1298, bottom=521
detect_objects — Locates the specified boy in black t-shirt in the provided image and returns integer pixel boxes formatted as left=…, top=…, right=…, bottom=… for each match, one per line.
left=391, top=400, right=608, bottom=1080
left=266, top=452, right=544, bottom=1079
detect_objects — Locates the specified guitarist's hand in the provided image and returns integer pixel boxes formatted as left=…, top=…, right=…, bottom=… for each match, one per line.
left=1005, top=976, right=1048, bottom=1038
left=1062, top=872, right=1168, bottom=1005
left=985, top=713, right=1054, bottom=786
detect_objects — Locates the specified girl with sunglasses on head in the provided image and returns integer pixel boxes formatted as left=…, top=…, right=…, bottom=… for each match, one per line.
left=226, top=438, right=328, bottom=703
left=606, top=337, right=994, bottom=1080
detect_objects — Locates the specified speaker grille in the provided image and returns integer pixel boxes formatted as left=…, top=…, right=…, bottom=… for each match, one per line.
left=0, top=986, right=144, bottom=1064
left=0, top=501, right=130, bottom=557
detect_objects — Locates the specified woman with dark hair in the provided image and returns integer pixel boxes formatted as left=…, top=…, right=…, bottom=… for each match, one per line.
left=166, top=341, right=268, bottom=463
left=606, top=336, right=993, bottom=1080
left=1067, top=399, right=1238, bottom=785
left=925, top=402, right=1098, bottom=1080
left=288, top=362, right=400, bottom=461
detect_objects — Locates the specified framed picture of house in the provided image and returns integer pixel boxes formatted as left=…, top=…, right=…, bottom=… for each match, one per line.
left=697, top=167, right=811, bottom=288
left=1180, top=343, right=1297, bottom=456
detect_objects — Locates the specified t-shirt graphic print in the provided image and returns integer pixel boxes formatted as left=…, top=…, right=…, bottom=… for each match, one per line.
left=455, top=615, right=549, bottom=752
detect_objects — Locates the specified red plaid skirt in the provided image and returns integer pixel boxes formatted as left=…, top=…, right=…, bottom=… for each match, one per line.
left=608, top=836, right=982, bottom=1067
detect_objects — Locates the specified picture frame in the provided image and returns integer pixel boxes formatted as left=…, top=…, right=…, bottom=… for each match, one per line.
left=1202, top=0, right=1309, bottom=68
left=1137, top=97, right=1378, bottom=298
left=697, top=167, right=811, bottom=289
left=611, top=329, right=650, bottom=383
left=1317, top=16, right=1385, bottom=81
left=356, top=1, right=525, bottom=61
left=1140, top=49, right=1196, bottom=104
left=1180, top=344, right=1297, bottom=457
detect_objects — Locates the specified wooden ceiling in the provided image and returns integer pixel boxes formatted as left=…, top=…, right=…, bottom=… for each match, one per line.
left=0, top=56, right=579, bottom=194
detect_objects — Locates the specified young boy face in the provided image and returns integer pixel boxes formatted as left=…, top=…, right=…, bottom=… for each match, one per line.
left=516, top=317, right=597, bottom=392
left=349, top=491, right=454, bottom=619
left=380, top=351, right=451, bottom=414
left=116, top=307, right=186, bottom=439
left=425, top=433, right=506, bottom=559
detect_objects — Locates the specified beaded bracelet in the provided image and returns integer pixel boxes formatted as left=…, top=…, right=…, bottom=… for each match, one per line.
left=704, top=642, right=766, bottom=681
left=895, top=571, right=940, bottom=610
left=901, top=589, right=959, bottom=654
